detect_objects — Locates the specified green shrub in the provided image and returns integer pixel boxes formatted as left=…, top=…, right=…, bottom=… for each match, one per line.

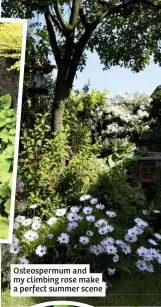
left=0, top=94, right=16, bottom=239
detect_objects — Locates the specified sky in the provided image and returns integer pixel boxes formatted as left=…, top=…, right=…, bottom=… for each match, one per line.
left=74, top=52, right=161, bottom=96
left=33, top=13, right=161, bottom=96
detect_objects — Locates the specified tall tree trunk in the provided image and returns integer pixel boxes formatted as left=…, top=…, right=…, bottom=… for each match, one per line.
left=51, top=70, right=71, bottom=132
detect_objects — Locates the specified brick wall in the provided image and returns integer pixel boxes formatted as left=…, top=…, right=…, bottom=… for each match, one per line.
left=133, top=157, right=161, bottom=182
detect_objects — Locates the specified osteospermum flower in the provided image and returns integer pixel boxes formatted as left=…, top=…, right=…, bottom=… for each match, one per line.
left=98, top=226, right=111, bottom=235
left=13, top=222, right=20, bottom=230
left=134, top=218, right=148, bottom=228
left=83, top=206, right=93, bottom=215
left=47, top=217, right=58, bottom=225
left=35, top=245, right=47, bottom=257
left=128, top=226, right=144, bottom=236
left=137, top=247, right=149, bottom=257
left=15, top=215, right=26, bottom=223
left=86, top=215, right=95, bottom=222
left=148, top=239, right=157, bottom=246
left=101, top=237, right=115, bottom=247
left=113, top=254, right=119, bottom=262
left=79, top=236, right=90, bottom=244
left=142, top=210, right=148, bottom=215
left=124, top=234, right=137, bottom=243
left=106, top=211, right=117, bottom=218
left=90, top=198, right=98, bottom=204
left=105, top=245, right=117, bottom=255
left=12, top=235, right=19, bottom=245
left=19, top=257, right=29, bottom=264
left=21, top=218, right=32, bottom=227
left=153, top=210, right=160, bottom=213
left=80, top=195, right=91, bottom=201
left=136, top=260, right=148, bottom=271
left=57, top=233, right=70, bottom=244
left=86, top=230, right=94, bottom=237
left=154, top=233, right=161, bottom=240
left=95, top=219, right=108, bottom=228
left=10, top=244, right=21, bottom=254
left=90, top=245, right=103, bottom=255
left=96, top=203, right=105, bottom=210
left=115, top=240, right=126, bottom=247
left=32, top=222, right=41, bottom=231
left=55, top=208, right=67, bottom=216
left=70, top=206, right=81, bottom=213
left=121, top=244, right=131, bottom=255
left=32, top=216, right=41, bottom=223
left=107, top=268, right=116, bottom=275
left=67, top=212, right=80, bottom=221
left=23, top=230, right=39, bottom=241
left=67, top=222, right=78, bottom=231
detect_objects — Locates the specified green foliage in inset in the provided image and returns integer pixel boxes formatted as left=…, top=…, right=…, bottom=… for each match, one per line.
left=0, top=94, right=16, bottom=239
left=0, top=22, right=23, bottom=71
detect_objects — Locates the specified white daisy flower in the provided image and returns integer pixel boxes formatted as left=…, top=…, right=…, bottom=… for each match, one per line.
left=136, top=260, right=148, bottom=271
left=95, top=219, right=108, bottom=228
left=32, top=222, right=41, bottom=231
left=121, top=244, right=131, bottom=254
left=70, top=206, right=81, bottom=213
left=154, top=233, right=161, bottom=240
left=106, top=211, right=117, bottom=218
left=23, top=230, right=39, bottom=241
left=19, top=257, right=29, bottom=264
left=13, top=222, right=20, bottom=230
left=90, top=198, right=98, bottom=204
left=153, top=210, right=160, bottom=213
left=96, top=203, right=105, bottom=210
left=148, top=239, right=157, bottom=246
left=32, top=216, right=41, bottom=223
left=10, top=244, right=21, bottom=254
left=47, top=217, right=58, bottom=225
left=55, top=208, right=67, bottom=216
left=86, top=215, right=95, bottom=222
left=67, top=212, right=80, bottom=221
left=21, top=218, right=32, bottom=227
left=35, top=245, right=47, bottom=257
left=142, top=210, right=148, bottom=215
left=15, top=215, right=26, bottom=223
left=67, top=222, right=78, bottom=232
left=80, top=195, right=91, bottom=201
left=107, top=268, right=116, bottom=275
left=83, top=206, right=93, bottom=215
left=113, top=254, right=119, bottom=262
left=12, top=235, right=19, bottom=245
left=101, top=237, right=115, bottom=247
left=105, top=245, right=117, bottom=255
left=86, top=230, right=94, bottom=237
left=124, top=234, right=137, bottom=243
left=57, top=233, right=70, bottom=244
left=79, top=236, right=90, bottom=244
left=134, top=218, right=148, bottom=228
left=128, top=226, right=144, bottom=236
left=90, top=245, right=103, bottom=255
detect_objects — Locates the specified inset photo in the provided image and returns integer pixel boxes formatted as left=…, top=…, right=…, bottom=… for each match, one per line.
left=0, top=19, right=27, bottom=242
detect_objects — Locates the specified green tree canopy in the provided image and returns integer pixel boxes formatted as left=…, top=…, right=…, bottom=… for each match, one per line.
left=2, top=0, right=161, bottom=130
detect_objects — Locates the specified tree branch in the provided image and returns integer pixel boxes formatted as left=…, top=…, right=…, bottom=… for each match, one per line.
left=53, top=2, right=70, bottom=31
left=79, top=5, right=89, bottom=29
left=50, top=13, right=67, bottom=35
left=69, top=0, right=81, bottom=29
left=92, top=0, right=161, bottom=29
left=44, top=6, right=61, bottom=67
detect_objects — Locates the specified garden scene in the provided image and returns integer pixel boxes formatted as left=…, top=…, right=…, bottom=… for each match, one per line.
left=0, top=21, right=23, bottom=239
left=2, top=0, right=161, bottom=306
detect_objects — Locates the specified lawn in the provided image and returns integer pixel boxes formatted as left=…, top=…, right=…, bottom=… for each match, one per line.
left=2, top=272, right=161, bottom=306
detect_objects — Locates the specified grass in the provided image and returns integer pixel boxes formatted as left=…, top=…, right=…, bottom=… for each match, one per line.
left=2, top=271, right=161, bottom=307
